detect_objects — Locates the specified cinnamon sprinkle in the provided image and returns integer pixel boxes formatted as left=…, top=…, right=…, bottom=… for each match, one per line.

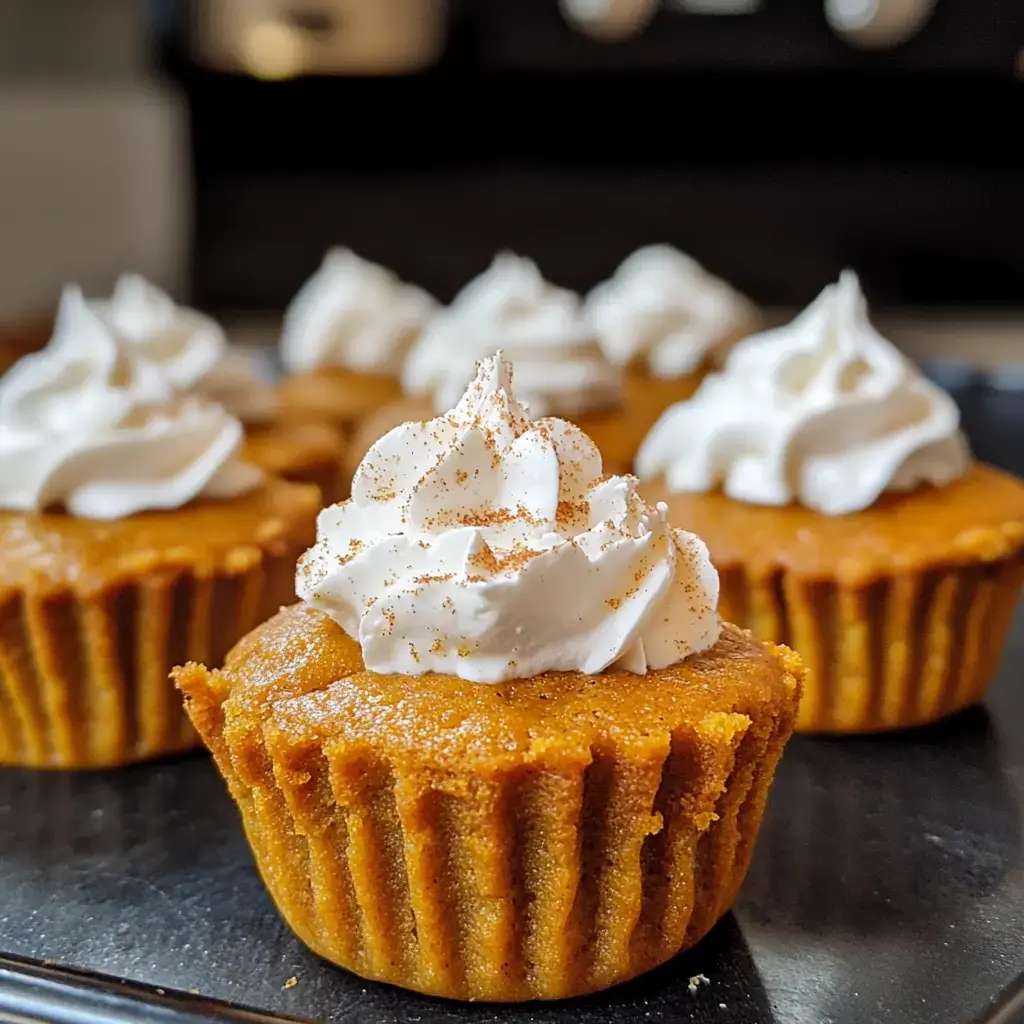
left=336, top=538, right=364, bottom=566
left=467, top=545, right=500, bottom=574
left=556, top=499, right=590, bottom=525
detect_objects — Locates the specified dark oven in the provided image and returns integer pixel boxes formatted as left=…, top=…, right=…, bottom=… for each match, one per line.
left=154, top=0, right=1024, bottom=313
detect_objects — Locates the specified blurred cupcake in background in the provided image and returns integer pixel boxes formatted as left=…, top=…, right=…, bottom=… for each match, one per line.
left=0, top=287, right=318, bottom=768
left=348, top=252, right=634, bottom=476
left=585, top=245, right=762, bottom=449
left=276, top=248, right=438, bottom=436
left=95, top=275, right=347, bottom=503
left=637, top=270, right=1024, bottom=733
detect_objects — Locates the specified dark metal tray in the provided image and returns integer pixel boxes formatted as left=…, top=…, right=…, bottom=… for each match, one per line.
left=2, top=376, right=1023, bottom=1024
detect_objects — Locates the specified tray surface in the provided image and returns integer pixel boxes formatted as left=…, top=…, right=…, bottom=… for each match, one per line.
left=1, top=378, right=1023, bottom=1024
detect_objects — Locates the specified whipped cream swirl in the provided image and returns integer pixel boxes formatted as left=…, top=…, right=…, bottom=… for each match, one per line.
left=298, top=353, right=719, bottom=683
left=402, top=252, right=623, bottom=418
left=585, top=245, right=760, bottom=377
left=95, top=274, right=276, bottom=424
left=281, top=248, right=438, bottom=376
left=636, top=271, right=970, bottom=516
left=0, top=286, right=261, bottom=520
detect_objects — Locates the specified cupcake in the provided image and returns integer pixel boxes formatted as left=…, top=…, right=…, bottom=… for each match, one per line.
left=0, top=289, right=319, bottom=768
left=637, top=270, right=1024, bottom=734
left=585, top=245, right=762, bottom=445
left=277, top=248, right=438, bottom=434
left=175, top=353, right=803, bottom=1001
left=95, top=274, right=347, bottom=503
left=347, top=252, right=632, bottom=478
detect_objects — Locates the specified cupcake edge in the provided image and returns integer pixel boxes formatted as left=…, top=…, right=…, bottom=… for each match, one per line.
left=0, top=491, right=317, bottom=769
left=718, top=552, right=1024, bottom=733
left=176, top=624, right=802, bottom=1001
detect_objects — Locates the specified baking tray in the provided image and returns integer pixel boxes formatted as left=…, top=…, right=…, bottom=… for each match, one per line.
left=2, top=375, right=1024, bottom=1024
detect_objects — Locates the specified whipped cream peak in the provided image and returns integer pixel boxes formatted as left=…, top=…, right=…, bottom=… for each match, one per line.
left=193, top=346, right=278, bottom=424
left=2, top=285, right=175, bottom=433
left=93, top=274, right=276, bottom=423
left=281, top=247, right=438, bottom=376
left=402, top=252, right=623, bottom=418
left=636, top=270, right=970, bottom=516
left=449, top=346, right=531, bottom=430
left=585, top=244, right=760, bottom=377
left=0, top=285, right=261, bottom=520
left=99, top=273, right=226, bottom=390
left=298, top=353, right=719, bottom=683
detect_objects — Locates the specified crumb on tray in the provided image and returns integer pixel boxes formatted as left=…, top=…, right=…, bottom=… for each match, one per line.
left=688, top=973, right=710, bottom=995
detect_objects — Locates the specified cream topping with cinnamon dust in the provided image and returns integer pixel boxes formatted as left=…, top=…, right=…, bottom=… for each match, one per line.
left=297, top=352, right=719, bottom=683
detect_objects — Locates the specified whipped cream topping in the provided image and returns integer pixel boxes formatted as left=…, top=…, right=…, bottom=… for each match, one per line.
left=95, top=274, right=276, bottom=424
left=281, top=248, right=438, bottom=376
left=0, top=286, right=261, bottom=520
left=298, top=353, right=719, bottom=683
left=192, top=346, right=278, bottom=425
left=585, top=245, right=760, bottom=377
left=636, top=270, right=970, bottom=516
left=402, top=252, right=623, bottom=418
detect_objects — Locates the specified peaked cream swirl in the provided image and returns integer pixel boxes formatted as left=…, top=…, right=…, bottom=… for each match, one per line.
left=297, top=353, right=719, bottom=683
left=95, top=274, right=276, bottom=424
left=402, top=252, right=622, bottom=417
left=0, top=286, right=261, bottom=520
left=585, top=245, right=761, bottom=377
left=281, top=248, right=438, bottom=376
left=636, top=271, right=970, bottom=516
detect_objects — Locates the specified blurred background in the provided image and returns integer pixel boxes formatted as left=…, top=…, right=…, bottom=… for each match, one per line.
left=0, top=0, right=1021, bottom=367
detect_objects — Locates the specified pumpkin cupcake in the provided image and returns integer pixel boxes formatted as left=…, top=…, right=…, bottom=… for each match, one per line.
left=585, top=244, right=762, bottom=448
left=95, top=274, right=347, bottom=503
left=175, top=353, right=802, bottom=1001
left=348, top=252, right=633, bottom=478
left=637, top=270, right=1024, bottom=734
left=277, top=248, right=438, bottom=436
left=0, top=289, right=318, bottom=769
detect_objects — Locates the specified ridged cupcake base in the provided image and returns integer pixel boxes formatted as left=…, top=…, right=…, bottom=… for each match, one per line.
left=0, top=550, right=300, bottom=769
left=182, top=678, right=797, bottom=1001
left=719, top=557, right=1024, bottom=733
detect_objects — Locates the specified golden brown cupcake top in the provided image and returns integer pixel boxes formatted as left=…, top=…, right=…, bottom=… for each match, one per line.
left=645, top=464, right=1024, bottom=584
left=0, top=476, right=319, bottom=596
left=276, top=365, right=405, bottom=428
left=243, top=419, right=346, bottom=480
left=178, top=603, right=802, bottom=773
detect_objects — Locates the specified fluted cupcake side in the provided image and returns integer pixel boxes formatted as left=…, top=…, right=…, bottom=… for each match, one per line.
left=177, top=644, right=801, bottom=1002
left=0, top=540, right=307, bottom=770
left=718, top=549, right=1024, bottom=734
